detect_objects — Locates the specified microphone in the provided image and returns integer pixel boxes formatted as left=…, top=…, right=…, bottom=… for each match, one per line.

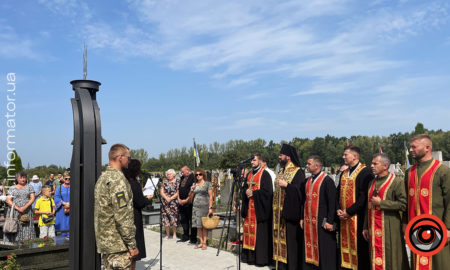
left=141, top=171, right=153, bottom=178
left=238, top=155, right=254, bottom=164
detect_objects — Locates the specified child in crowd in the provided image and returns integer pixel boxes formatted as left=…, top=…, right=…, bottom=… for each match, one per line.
left=34, top=185, right=56, bottom=238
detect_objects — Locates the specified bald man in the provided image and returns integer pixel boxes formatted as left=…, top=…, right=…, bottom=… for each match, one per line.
left=403, top=134, right=450, bottom=270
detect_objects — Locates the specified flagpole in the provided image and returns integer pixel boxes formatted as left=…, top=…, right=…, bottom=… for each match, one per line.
left=193, top=138, right=196, bottom=170
left=404, top=140, right=411, bottom=169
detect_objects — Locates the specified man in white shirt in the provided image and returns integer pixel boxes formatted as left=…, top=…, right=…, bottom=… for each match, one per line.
left=260, top=156, right=276, bottom=190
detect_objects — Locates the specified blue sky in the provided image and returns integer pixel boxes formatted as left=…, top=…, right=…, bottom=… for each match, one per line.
left=1, top=0, right=450, bottom=167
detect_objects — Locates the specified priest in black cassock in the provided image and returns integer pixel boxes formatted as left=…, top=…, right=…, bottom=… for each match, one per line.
left=301, top=155, right=337, bottom=270
left=273, top=144, right=305, bottom=270
left=337, top=146, right=373, bottom=270
left=241, top=153, right=273, bottom=266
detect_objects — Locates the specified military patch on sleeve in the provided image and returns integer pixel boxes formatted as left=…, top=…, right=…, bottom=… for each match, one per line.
left=116, top=192, right=127, bottom=208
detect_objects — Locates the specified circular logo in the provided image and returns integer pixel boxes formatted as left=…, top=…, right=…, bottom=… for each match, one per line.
left=420, top=188, right=429, bottom=197
left=375, top=257, right=383, bottom=266
left=375, top=229, right=382, bottom=238
left=409, top=188, right=415, bottom=196
left=420, top=256, right=428, bottom=265
left=405, top=214, right=447, bottom=257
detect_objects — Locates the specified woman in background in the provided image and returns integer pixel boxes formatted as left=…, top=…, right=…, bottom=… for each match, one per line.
left=188, top=169, right=213, bottom=250
left=123, top=159, right=153, bottom=270
left=160, top=169, right=179, bottom=240
left=54, top=171, right=70, bottom=237
left=4, top=171, right=36, bottom=243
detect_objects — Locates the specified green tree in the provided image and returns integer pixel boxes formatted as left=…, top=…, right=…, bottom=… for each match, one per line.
left=130, top=148, right=149, bottom=164
left=7, top=150, right=23, bottom=184
left=25, top=165, right=67, bottom=180
left=0, top=166, right=6, bottom=180
left=413, top=122, right=426, bottom=135
left=136, top=123, right=450, bottom=171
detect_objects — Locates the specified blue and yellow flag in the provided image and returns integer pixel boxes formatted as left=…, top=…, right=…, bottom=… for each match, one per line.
left=193, top=139, right=200, bottom=167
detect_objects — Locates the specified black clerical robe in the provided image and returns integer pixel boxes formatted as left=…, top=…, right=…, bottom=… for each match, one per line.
left=241, top=168, right=273, bottom=266
left=337, top=163, right=373, bottom=270
left=303, top=173, right=337, bottom=270
left=273, top=162, right=306, bottom=270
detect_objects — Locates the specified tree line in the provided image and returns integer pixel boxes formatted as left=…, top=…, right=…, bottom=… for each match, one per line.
left=135, top=123, right=450, bottom=172
left=1, top=123, right=448, bottom=179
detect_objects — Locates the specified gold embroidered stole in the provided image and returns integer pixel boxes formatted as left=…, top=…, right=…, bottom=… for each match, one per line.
left=339, top=163, right=365, bottom=270
left=273, top=162, right=300, bottom=263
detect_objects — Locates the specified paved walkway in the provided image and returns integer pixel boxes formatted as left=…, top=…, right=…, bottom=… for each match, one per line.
left=136, top=228, right=272, bottom=270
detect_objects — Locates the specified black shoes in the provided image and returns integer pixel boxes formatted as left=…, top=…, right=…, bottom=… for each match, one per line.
left=177, top=238, right=189, bottom=243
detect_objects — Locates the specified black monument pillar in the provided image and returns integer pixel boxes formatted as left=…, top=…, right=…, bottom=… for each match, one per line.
left=70, top=79, right=102, bottom=270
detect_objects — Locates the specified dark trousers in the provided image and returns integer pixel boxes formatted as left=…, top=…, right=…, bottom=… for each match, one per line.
left=179, top=203, right=196, bottom=241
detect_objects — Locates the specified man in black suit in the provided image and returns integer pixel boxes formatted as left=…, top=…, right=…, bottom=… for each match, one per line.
left=177, top=165, right=197, bottom=243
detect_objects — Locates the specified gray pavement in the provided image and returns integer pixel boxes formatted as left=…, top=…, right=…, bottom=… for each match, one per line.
left=136, top=228, right=272, bottom=270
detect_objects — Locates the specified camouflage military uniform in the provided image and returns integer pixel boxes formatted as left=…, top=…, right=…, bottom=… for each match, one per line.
left=94, top=166, right=136, bottom=269
left=102, top=252, right=131, bottom=270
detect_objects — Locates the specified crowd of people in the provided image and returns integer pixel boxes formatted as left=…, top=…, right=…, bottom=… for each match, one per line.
left=94, top=134, right=449, bottom=270
left=94, top=144, right=218, bottom=269
left=238, top=134, right=450, bottom=270
left=1, top=171, right=71, bottom=243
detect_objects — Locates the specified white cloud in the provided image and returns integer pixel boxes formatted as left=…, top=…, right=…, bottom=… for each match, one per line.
left=240, top=109, right=290, bottom=114
left=81, top=23, right=159, bottom=57
left=243, top=92, right=270, bottom=100
left=217, top=117, right=266, bottom=130
left=288, top=56, right=403, bottom=79
left=38, top=0, right=92, bottom=20
left=126, top=0, right=447, bottom=86
left=41, top=0, right=450, bottom=87
left=228, top=77, right=256, bottom=87
left=0, top=25, right=39, bottom=59
left=118, top=1, right=361, bottom=79
left=344, top=1, right=449, bottom=43
left=376, top=76, right=450, bottom=100
left=293, top=82, right=357, bottom=96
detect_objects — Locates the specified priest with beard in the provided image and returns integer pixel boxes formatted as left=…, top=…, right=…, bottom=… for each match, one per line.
left=402, top=134, right=450, bottom=270
left=241, top=153, right=273, bottom=266
left=301, top=155, right=337, bottom=270
left=273, top=144, right=306, bottom=270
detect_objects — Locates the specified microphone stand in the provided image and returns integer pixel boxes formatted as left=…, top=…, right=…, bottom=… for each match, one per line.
left=143, top=172, right=164, bottom=270
left=216, top=162, right=248, bottom=270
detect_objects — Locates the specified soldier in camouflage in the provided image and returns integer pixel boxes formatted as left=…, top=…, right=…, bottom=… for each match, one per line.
left=94, top=143, right=139, bottom=270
